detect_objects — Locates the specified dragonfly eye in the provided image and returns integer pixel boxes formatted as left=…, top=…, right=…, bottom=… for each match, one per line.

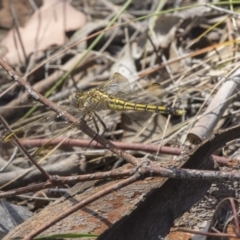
left=69, top=91, right=86, bottom=108
left=69, top=91, right=84, bottom=108
left=69, top=93, right=76, bottom=107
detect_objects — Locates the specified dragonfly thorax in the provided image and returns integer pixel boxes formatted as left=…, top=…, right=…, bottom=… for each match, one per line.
left=69, top=90, right=109, bottom=111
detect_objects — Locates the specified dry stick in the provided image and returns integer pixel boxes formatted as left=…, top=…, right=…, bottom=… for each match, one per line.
left=188, top=69, right=240, bottom=143
left=0, top=115, right=51, bottom=180
left=0, top=58, right=140, bottom=167
left=204, top=3, right=240, bottom=18
left=24, top=173, right=140, bottom=240
left=2, top=158, right=240, bottom=199
left=0, top=154, right=80, bottom=190
left=11, top=138, right=230, bottom=165
left=0, top=167, right=136, bottom=198
left=2, top=156, right=240, bottom=199
left=147, top=165, right=240, bottom=180
left=8, top=138, right=182, bottom=154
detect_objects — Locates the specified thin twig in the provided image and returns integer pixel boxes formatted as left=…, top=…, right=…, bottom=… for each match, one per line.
left=0, top=115, right=51, bottom=180
left=0, top=167, right=136, bottom=198
left=4, top=137, right=230, bottom=165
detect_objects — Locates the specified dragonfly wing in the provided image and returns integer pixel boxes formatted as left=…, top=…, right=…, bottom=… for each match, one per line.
left=99, top=73, right=166, bottom=103
left=139, top=83, right=165, bottom=100
left=3, top=104, right=79, bottom=144
left=118, top=82, right=166, bottom=102
left=3, top=110, right=56, bottom=143
left=33, top=123, right=76, bottom=156
left=99, top=72, right=131, bottom=96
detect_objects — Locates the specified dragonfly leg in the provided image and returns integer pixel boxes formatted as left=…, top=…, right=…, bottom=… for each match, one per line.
left=93, top=112, right=107, bottom=136
left=86, top=112, right=107, bottom=150
left=85, top=112, right=100, bottom=150
left=91, top=113, right=100, bottom=134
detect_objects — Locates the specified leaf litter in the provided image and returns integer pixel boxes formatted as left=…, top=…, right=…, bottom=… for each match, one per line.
left=1, top=1, right=240, bottom=239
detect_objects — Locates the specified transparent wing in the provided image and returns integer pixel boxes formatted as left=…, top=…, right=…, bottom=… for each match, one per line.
left=118, top=82, right=166, bottom=103
left=98, top=72, right=166, bottom=100
left=3, top=103, right=84, bottom=156
left=32, top=123, right=76, bottom=157
left=3, top=110, right=58, bottom=143
left=134, top=83, right=165, bottom=98
left=98, top=72, right=131, bottom=96
left=4, top=116, right=81, bottom=161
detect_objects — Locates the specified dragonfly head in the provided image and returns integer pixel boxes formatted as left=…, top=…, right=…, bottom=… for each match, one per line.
left=69, top=91, right=98, bottom=110
left=69, top=91, right=85, bottom=109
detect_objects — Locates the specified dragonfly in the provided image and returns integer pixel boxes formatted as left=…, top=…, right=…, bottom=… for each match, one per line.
left=3, top=72, right=185, bottom=156
left=70, top=72, right=184, bottom=122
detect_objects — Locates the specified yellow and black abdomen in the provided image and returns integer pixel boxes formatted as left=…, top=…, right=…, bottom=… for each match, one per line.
left=108, top=98, right=185, bottom=116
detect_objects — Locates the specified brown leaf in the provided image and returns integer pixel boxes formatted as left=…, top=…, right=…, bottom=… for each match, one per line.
left=0, top=0, right=37, bottom=29
left=0, top=0, right=86, bottom=65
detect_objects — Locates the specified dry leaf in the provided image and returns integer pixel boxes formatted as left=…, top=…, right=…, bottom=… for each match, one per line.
left=0, top=0, right=86, bottom=65
left=0, top=0, right=38, bottom=29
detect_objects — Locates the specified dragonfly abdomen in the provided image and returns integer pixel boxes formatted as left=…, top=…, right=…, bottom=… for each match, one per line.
left=108, top=98, right=184, bottom=115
